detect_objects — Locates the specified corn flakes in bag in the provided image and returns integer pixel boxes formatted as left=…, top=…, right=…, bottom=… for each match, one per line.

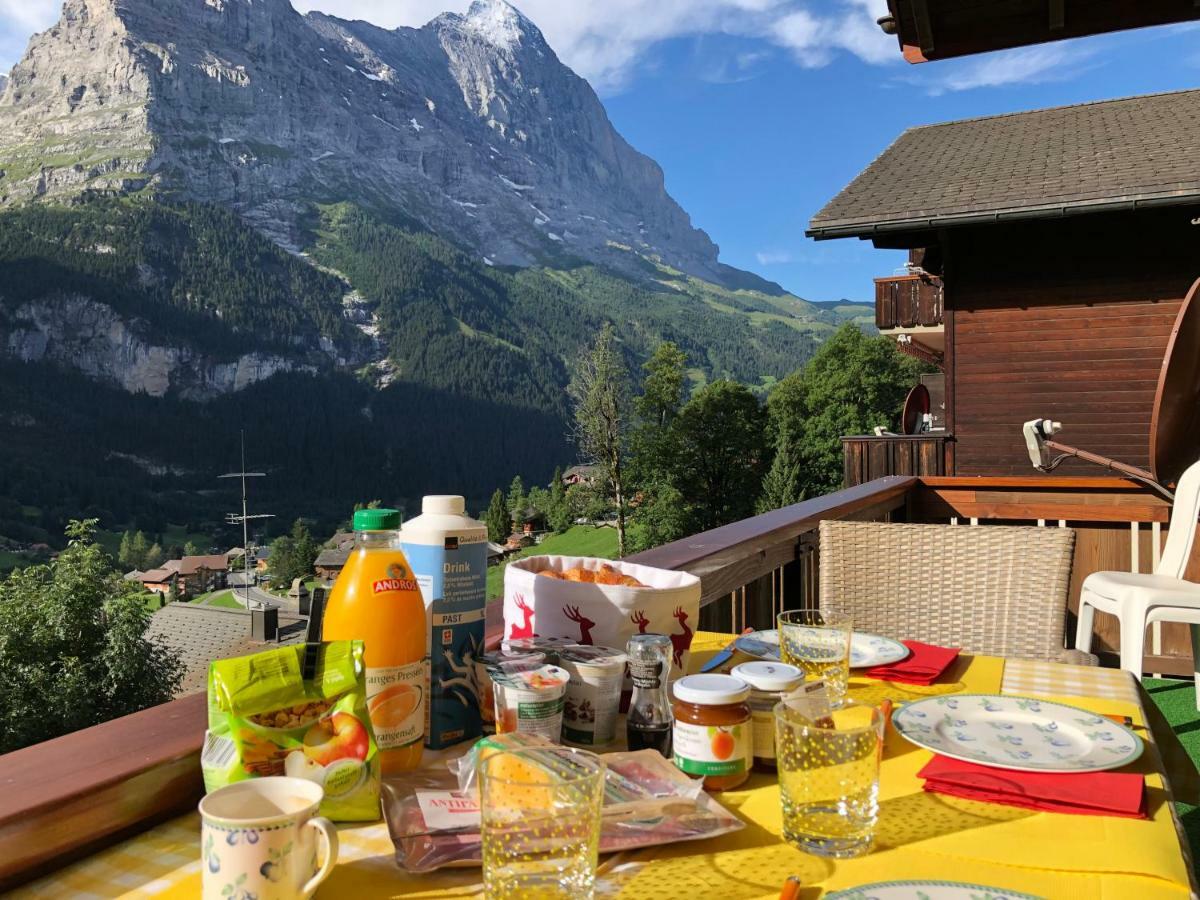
left=202, top=640, right=381, bottom=821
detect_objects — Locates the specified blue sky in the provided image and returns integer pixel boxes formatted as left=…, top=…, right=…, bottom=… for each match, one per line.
left=1, top=1, right=1198, bottom=301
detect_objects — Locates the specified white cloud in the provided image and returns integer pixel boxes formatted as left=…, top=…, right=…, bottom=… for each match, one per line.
left=292, top=0, right=902, bottom=93
left=913, top=44, right=1098, bottom=96
left=756, top=249, right=794, bottom=265
left=0, top=0, right=1098, bottom=98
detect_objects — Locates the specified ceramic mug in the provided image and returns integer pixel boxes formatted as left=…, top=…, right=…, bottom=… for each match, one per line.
left=200, top=776, right=338, bottom=899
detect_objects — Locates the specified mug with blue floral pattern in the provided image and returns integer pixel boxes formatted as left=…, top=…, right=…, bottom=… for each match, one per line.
left=200, top=776, right=338, bottom=899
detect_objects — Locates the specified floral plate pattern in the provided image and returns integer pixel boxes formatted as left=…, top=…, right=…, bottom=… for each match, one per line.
left=825, top=880, right=1044, bottom=899
left=735, top=629, right=910, bottom=669
left=890, top=694, right=1144, bottom=773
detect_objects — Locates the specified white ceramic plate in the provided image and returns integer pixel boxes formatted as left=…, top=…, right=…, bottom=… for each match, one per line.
left=826, top=881, right=1043, bottom=899
left=891, top=694, right=1144, bottom=773
left=734, top=628, right=909, bottom=669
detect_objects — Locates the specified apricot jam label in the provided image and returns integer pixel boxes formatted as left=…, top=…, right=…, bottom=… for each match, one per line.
left=673, top=720, right=751, bottom=776
left=366, top=663, right=425, bottom=750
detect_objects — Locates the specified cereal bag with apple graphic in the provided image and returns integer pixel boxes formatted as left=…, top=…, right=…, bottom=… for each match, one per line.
left=202, top=640, right=381, bottom=821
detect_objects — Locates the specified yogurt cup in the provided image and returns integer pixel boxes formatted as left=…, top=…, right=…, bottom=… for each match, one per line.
left=487, top=663, right=570, bottom=742
left=559, top=645, right=627, bottom=746
left=475, top=649, right=545, bottom=733
left=501, top=637, right=577, bottom=667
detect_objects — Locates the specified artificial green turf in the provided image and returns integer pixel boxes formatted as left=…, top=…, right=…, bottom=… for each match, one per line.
left=1144, top=676, right=1200, bottom=864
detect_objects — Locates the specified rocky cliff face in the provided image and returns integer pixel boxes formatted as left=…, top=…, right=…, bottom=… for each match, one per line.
left=0, top=0, right=727, bottom=281
left=4, top=295, right=313, bottom=399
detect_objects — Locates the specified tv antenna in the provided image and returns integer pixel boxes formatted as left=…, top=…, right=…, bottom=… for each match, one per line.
left=220, top=431, right=274, bottom=610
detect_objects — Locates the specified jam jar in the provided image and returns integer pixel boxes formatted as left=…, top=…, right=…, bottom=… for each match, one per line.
left=731, top=661, right=805, bottom=772
left=671, top=674, right=752, bottom=791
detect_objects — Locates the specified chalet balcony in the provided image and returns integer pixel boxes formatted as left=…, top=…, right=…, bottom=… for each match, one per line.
left=4, top=473, right=1199, bottom=893
left=874, top=272, right=943, bottom=332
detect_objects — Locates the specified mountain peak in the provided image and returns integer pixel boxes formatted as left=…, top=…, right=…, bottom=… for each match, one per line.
left=459, top=0, right=535, bottom=50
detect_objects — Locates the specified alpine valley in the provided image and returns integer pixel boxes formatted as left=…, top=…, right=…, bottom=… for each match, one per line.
left=0, top=0, right=870, bottom=543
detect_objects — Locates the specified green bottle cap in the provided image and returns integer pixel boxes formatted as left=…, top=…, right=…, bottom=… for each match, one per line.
left=352, top=508, right=401, bottom=531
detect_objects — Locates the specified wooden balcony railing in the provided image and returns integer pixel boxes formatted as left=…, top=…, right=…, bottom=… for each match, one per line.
left=843, top=434, right=948, bottom=487
left=875, top=273, right=943, bottom=330
left=2, top=473, right=1197, bottom=889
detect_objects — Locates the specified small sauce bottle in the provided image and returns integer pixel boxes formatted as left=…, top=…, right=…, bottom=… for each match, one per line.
left=671, top=674, right=752, bottom=791
left=730, top=661, right=805, bottom=772
left=626, top=633, right=673, bottom=757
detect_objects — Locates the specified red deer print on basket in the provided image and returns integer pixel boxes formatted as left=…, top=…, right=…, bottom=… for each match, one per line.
left=669, top=606, right=693, bottom=668
left=630, top=609, right=650, bottom=634
left=510, top=594, right=538, bottom=639
left=563, top=605, right=596, bottom=645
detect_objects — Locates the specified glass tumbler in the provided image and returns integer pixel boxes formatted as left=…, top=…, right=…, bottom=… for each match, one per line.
left=480, top=746, right=606, bottom=900
left=774, top=700, right=884, bottom=858
left=777, top=609, right=852, bottom=705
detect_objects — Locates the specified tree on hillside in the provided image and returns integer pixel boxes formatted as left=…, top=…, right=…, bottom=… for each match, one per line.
left=627, top=342, right=690, bottom=552
left=626, top=480, right=690, bottom=554
left=145, top=542, right=165, bottom=570
left=485, top=489, right=509, bottom=543
left=628, top=341, right=687, bottom=487
left=671, top=381, right=769, bottom=533
left=118, top=530, right=134, bottom=570
left=0, top=519, right=183, bottom=753
left=129, top=530, right=149, bottom=568
left=268, top=519, right=319, bottom=590
left=548, top=467, right=571, bottom=533
left=569, top=323, right=631, bottom=556
left=506, top=476, right=526, bottom=523
left=757, top=441, right=804, bottom=514
left=768, top=324, right=927, bottom=499
left=183, top=540, right=200, bottom=557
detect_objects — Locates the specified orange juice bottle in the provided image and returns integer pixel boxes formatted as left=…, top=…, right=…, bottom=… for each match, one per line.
left=323, top=508, right=425, bottom=773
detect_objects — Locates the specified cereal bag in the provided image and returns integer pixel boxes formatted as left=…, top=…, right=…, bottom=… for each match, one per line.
left=202, top=640, right=381, bottom=822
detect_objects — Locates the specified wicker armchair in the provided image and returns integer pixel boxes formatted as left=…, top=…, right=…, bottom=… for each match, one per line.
left=818, top=520, right=1096, bottom=666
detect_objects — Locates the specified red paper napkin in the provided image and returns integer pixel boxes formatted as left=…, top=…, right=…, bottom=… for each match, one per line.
left=918, top=755, right=1146, bottom=818
left=865, top=640, right=959, bottom=685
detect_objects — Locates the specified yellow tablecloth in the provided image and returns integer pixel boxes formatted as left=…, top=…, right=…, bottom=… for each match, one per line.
left=12, top=632, right=1195, bottom=899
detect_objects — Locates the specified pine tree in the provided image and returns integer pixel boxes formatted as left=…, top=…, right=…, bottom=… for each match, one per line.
left=569, top=323, right=631, bottom=555
left=131, top=531, right=149, bottom=569
left=485, top=489, right=509, bottom=543
left=757, top=442, right=805, bottom=514
left=117, top=530, right=134, bottom=570
left=506, top=476, right=526, bottom=523
left=548, top=467, right=571, bottom=533
left=144, top=542, right=164, bottom=570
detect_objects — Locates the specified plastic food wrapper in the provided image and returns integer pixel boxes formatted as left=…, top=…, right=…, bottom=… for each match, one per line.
left=383, top=740, right=741, bottom=872
left=202, top=640, right=382, bottom=822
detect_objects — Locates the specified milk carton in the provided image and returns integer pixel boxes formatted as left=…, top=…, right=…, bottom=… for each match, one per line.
left=399, top=495, right=488, bottom=749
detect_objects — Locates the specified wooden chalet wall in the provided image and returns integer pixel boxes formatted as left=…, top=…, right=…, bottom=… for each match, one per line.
left=943, top=206, right=1200, bottom=476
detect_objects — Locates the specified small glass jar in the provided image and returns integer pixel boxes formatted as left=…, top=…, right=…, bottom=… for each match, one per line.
left=731, top=661, right=805, bottom=772
left=671, top=674, right=752, bottom=791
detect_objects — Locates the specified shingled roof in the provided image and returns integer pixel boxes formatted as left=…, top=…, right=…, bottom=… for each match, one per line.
left=807, top=88, right=1200, bottom=239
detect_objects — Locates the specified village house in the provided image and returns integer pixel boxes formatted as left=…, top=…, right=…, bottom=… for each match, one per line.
left=313, top=547, right=349, bottom=581
left=135, top=567, right=177, bottom=596
left=561, top=464, right=599, bottom=487
left=178, top=554, right=230, bottom=595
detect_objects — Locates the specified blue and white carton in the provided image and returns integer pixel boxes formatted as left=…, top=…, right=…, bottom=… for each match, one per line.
left=399, top=495, right=488, bottom=749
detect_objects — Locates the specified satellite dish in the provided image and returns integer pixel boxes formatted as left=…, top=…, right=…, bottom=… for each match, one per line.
left=1149, top=277, right=1200, bottom=485
left=1023, top=276, right=1200, bottom=498
left=902, top=384, right=930, bottom=435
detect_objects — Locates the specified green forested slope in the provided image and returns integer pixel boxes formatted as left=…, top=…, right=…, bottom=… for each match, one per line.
left=0, top=199, right=871, bottom=547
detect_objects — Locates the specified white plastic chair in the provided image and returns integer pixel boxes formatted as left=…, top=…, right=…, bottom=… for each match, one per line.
left=1076, top=459, right=1200, bottom=705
